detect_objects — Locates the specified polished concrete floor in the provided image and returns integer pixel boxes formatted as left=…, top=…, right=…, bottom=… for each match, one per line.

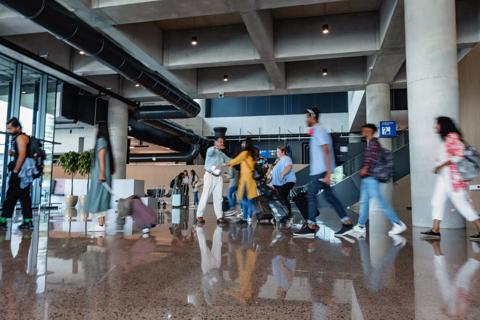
left=0, top=206, right=479, bottom=320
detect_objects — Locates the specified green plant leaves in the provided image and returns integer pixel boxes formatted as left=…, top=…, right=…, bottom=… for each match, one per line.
left=57, top=151, right=80, bottom=176
left=78, top=151, right=93, bottom=176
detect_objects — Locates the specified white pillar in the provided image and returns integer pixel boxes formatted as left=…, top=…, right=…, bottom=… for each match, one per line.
left=366, top=83, right=394, bottom=268
left=405, top=0, right=464, bottom=228
left=108, top=99, right=128, bottom=179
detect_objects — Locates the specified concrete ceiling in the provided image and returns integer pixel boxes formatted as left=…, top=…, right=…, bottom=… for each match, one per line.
left=0, top=0, right=479, bottom=102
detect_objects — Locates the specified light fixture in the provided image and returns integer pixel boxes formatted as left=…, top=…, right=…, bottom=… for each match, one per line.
left=322, top=68, right=328, bottom=76
left=223, top=74, right=229, bottom=82
left=21, top=91, right=26, bottom=94
left=79, top=50, right=85, bottom=55
left=191, top=36, right=198, bottom=46
left=135, top=83, right=140, bottom=87
left=322, top=24, right=329, bottom=34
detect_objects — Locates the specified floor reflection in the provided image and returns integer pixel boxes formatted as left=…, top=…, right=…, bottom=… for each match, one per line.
left=0, top=207, right=479, bottom=319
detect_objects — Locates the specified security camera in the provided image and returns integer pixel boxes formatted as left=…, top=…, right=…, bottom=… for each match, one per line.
left=218, top=92, right=225, bottom=98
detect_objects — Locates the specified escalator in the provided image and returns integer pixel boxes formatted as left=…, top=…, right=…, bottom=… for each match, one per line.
left=294, top=138, right=410, bottom=209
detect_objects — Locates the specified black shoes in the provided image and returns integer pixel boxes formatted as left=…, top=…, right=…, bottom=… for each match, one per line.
left=18, top=220, right=34, bottom=230
left=293, top=225, right=316, bottom=238
left=469, top=232, right=480, bottom=242
left=335, top=224, right=353, bottom=236
left=217, top=218, right=228, bottom=225
left=421, top=229, right=441, bottom=239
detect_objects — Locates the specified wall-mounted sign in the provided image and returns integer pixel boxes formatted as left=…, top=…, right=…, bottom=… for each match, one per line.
left=379, top=121, right=397, bottom=138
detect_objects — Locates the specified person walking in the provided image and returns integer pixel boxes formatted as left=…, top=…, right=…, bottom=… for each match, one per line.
left=196, top=136, right=230, bottom=224
left=0, top=118, right=34, bottom=230
left=182, top=169, right=190, bottom=196
left=271, top=146, right=296, bottom=218
left=421, top=117, right=480, bottom=241
left=86, top=121, right=115, bottom=228
left=351, top=123, right=407, bottom=235
left=190, top=169, right=201, bottom=207
left=226, top=164, right=239, bottom=214
left=293, top=108, right=353, bottom=238
left=229, top=138, right=258, bottom=224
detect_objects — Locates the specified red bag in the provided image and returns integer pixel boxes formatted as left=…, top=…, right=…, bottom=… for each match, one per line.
left=130, top=198, right=156, bottom=229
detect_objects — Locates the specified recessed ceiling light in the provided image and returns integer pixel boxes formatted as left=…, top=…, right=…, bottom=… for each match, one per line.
left=223, top=74, right=229, bottom=82
left=322, top=24, right=329, bottom=34
left=21, top=91, right=26, bottom=94
left=191, top=36, right=198, bottom=46
left=152, top=157, right=157, bottom=161
left=135, top=83, right=140, bottom=87
left=322, top=68, right=328, bottom=76
left=79, top=50, right=85, bottom=55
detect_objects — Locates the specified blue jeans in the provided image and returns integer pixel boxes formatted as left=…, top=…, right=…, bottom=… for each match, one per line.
left=241, top=194, right=254, bottom=219
left=307, top=173, right=350, bottom=224
left=193, top=191, right=199, bottom=206
left=227, top=186, right=237, bottom=209
left=358, top=177, right=400, bottom=226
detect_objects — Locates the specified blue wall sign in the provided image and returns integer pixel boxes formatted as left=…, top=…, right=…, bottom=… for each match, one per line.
left=379, top=121, right=397, bottom=138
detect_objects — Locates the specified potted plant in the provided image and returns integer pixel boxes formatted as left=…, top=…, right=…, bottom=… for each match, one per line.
left=57, top=151, right=80, bottom=207
left=77, top=151, right=92, bottom=217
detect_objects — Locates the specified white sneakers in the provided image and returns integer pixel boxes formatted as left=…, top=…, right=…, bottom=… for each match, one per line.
left=352, top=224, right=366, bottom=234
left=348, top=221, right=407, bottom=236
left=388, top=221, right=407, bottom=235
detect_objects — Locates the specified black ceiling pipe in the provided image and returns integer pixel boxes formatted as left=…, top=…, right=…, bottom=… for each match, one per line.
left=129, top=144, right=200, bottom=162
left=134, top=105, right=190, bottom=120
left=128, top=118, right=191, bottom=153
left=214, top=127, right=228, bottom=139
left=142, top=119, right=207, bottom=146
left=0, top=0, right=200, bottom=118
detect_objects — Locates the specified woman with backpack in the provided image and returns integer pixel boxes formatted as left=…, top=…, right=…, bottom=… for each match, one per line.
left=421, top=117, right=480, bottom=241
left=228, top=138, right=258, bottom=224
left=86, top=121, right=115, bottom=228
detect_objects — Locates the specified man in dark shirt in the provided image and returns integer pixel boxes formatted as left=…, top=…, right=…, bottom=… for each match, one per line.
left=351, top=123, right=406, bottom=236
left=0, top=118, right=33, bottom=230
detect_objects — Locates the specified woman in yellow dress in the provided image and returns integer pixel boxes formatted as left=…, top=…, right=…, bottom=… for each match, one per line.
left=229, top=138, right=258, bottom=224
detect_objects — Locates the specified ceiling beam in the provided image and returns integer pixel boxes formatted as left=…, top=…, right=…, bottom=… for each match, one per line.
left=240, top=9, right=286, bottom=89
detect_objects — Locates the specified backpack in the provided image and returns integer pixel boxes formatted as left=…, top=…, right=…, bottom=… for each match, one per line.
left=371, top=148, right=394, bottom=183
left=28, top=136, right=46, bottom=179
left=457, top=143, right=480, bottom=181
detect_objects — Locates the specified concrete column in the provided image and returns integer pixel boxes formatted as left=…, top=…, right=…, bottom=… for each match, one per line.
left=366, top=83, right=393, bottom=267
left=108, top=99, right=128, bottom=179
left=405, top=0, right=464, bottom=228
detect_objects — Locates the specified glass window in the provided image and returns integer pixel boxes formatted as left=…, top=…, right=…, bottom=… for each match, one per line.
left=40, top=78, right=60, bottom=204
left=0, top=55, right=15, bottom=203
left=19, top=66, right=42, bottom=136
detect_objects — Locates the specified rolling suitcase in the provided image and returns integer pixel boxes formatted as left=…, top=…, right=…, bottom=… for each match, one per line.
left=131, top=198, right=156, bottom=229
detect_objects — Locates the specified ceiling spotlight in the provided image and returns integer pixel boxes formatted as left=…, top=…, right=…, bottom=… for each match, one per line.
left=191, top=36, right=198, bottom=46
left=135, top=83, right=140, bottom=87
left=79, top=50, right=85, bottom=55
left=322, top=68, right=328, bottom=76
left=322, top=24, right=329, bottom=34
left=21, top=91, right=26, bottom=94
left=223, top=74, right=229, bottom=82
